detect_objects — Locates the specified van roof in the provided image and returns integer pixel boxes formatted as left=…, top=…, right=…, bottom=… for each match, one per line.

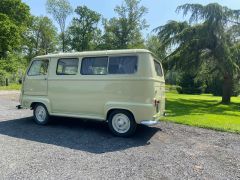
left=35, top=49, right=152, bottom=59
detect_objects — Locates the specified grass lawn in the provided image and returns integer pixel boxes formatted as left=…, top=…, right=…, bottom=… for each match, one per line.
left=0, top=84, right=21, bottom=90
left=163, top=92, right=240, bottom=133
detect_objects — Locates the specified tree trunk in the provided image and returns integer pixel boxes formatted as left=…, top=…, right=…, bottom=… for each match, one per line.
left=222, top=74, right=232, bottom=104
left=62, top=32, right=65, bottom=52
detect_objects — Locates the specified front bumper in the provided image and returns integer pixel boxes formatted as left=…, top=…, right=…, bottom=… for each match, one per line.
left=16, top=105, right=22, bottom=109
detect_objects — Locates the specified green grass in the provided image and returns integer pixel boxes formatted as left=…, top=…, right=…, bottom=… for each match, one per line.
left=0, top=84, right=22, bottom=90
left=163, top=92, right=240, bottom=133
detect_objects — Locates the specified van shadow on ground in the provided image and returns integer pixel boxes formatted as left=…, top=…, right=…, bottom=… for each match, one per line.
left=0, top=116, right=160, bottom=154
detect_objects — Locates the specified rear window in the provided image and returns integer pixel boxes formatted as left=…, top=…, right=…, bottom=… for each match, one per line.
left=57, top=58, right=79, bottom=75
left=154, top=60, right=163, bottom=77
left=108, top=56, right=137, bottom=74
left=81, top=57, right=108, bottom=75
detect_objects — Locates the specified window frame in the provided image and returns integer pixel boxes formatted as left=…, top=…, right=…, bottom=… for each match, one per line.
left=154, top=60, right=163, bottom=77
left=108, top=55, right=138, bottom=75
left=56, top=58, right=79, bottom=75
left=80, top=56, right=109, bottom=75
left=27, top=59, right=49, bottom=76
left=80, top=55, right=138, bottom=75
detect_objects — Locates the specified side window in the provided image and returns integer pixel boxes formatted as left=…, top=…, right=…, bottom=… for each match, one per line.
left=28, top=60, right=49, bottom=76
left=81, top=57, right=108, bottom=75
left=108, top=56, right=138, bottom=74
left=154, top=60, right=163, bottom=77
left=57, top=58, right=79, bottom=75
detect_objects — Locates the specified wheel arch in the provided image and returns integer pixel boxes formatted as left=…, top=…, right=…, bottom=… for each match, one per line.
left=106, top=108, right=136, bottom=122
left=30, top=100, right=51, bottom=113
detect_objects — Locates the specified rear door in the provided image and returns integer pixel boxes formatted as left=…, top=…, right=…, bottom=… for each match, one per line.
left=153, top=60, right=165, bottom=114
left=23, top=59, right=49, bottom=96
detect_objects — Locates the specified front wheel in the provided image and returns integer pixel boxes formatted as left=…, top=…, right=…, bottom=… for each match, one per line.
left=33, top=103, right=49, bottom=125
left=108, top=110, right=137, bottom=137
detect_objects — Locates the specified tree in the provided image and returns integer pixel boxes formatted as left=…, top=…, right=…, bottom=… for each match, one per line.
left=46, top=0, right=73, bottom=52
left=0, top=14, right=20, bottom=57
left=102, top=0, right=148, bottom=49
left=0, top=0, right=31, bottom=57
left=145, top=35, right=166, bottom=60
left=68, top=6, right=101, bottom=51
left=155, top=3, right=240, bottom=104
left=0, top=0, right=30, bottom=28
left=23, top=16, right=58, bottom=61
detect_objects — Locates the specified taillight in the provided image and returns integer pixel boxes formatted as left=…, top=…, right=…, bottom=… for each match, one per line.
left=153, top=99, right=160, bottom=106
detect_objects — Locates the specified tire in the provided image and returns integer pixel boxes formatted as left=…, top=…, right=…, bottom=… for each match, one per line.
left=33, top=103, right=49, bottom=125
left=108, top=110, right=137, bottom=137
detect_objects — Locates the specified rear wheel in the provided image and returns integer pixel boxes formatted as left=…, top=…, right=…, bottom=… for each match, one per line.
left=33, top=103, right=49, bottom=125
left=108, top=110, right=137, bottom=137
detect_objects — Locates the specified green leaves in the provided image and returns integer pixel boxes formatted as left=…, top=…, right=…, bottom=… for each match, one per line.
left=155, top=3, right=240, bottom=103
left=102, top=0, right=148, bottom=49
left=24, top=16, right=58, bottom=60
left=67, top=6, right=101, bottom=51
left=0, top=13, right=20, bottom=57
left=46, top=0, right=73, bottom=51
left=0, top=0, right=31, bottom=57
left=0, top=0, right=30, bottom=27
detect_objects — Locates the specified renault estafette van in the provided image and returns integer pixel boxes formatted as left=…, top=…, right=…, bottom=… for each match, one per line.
left=19, top=49, right=165, bottom=137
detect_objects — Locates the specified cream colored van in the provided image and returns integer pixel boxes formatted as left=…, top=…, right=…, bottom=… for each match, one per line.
left=19, top=49, right=165, bottom=137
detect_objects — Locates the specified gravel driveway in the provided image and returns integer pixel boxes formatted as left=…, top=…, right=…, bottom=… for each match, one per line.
left=0, top=91, right=239, bottom=180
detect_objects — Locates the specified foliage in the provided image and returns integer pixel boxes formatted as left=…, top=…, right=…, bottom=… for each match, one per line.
left=0, top=53, right=27, bottom=85
left=145, top=35, right=166, bottom=60
left=23, top=16, right=58, bottom=61
left=176, top=73, right=206, bottom=94
left=0, top=0, right=31, bottom=57
left=0, top=14, right=20, bottom=57
left=67, top=6, right=101, bottom=51
left=155, top=3, right=240, bottom=104
left=46, top=0, right=73, bottom=52
left=102, top=0, right=148, bottom=49
left=0, top=69, right=8, bottom=86
left=205, top=77, right=223, bottom=96
left=164, top=91, right=240, bottom=133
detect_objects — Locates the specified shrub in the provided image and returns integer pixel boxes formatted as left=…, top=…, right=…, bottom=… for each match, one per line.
left=176, top=73, right=206, bottom=94
left=0, top=53, right=27, bottom=86
left=0, top=70, right=7, bottom=86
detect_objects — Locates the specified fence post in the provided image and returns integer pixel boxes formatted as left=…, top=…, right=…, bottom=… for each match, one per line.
left=5, top=78, right=8, bottom=86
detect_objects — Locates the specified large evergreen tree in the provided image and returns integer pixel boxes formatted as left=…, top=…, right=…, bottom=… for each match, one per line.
left=155, top=3, right=240, bottom=104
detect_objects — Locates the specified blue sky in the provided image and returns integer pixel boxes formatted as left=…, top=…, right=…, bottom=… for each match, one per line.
left=22, top=0, right=240, bottom=36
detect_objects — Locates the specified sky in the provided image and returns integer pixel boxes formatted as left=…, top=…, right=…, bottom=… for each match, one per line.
left=22, top=0, right=240, bottom=36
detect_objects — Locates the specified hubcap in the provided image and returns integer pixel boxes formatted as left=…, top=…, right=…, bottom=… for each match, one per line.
left=35, top=106, right=46, bottom=122
left=112, top=113, right=130, bottom=134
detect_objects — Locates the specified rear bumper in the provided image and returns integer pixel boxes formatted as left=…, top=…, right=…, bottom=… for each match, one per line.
left=141, top=120, right=159, bottom=126
left=140, top=111, right=166, bottom=126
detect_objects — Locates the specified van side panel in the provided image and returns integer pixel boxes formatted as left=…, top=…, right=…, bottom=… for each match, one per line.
left=47, top=54, right=158, bottom=123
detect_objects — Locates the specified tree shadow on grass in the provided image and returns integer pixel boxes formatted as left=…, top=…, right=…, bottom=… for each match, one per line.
left=166, top=98, right=240, bottom=117
left=0, top=116, right=160, bottom=154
